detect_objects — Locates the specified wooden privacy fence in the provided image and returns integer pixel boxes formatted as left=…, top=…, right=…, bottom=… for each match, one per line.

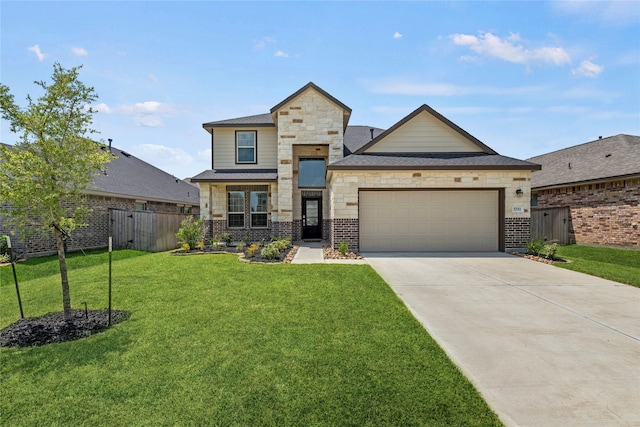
left=109, top=209, right=191, bottom=252
left=531, top=207, right=570, bottom=244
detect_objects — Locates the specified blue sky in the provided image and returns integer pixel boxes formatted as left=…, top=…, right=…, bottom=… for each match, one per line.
left=1, top=1, right=639, bottom=179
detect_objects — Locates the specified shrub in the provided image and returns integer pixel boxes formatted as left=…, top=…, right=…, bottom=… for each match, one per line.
left=209, top=235, right=222, bottom=249
left=270, top=236, right=291, bottom=252
left=181, top=243, right=190, bottom=252
left=540, top=242, right=558, bottom=259
left=176, top=216, right=208, bottom=250
left=196, top=241, right=205, bottom=251
left=0, top=235, right=8, bottom=257
left=339, top=241, right=349, bottom=256
left=526, top=238, right=546, bottom=256
left=221, top=232, right=233, bottom=246
left=247, top=243, right=260, bottom=258
left=260, top=244, right=280, bottom=260
left=236, top=242, right=245, bottom=252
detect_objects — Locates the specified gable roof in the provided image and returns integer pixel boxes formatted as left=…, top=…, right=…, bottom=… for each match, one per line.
left=270, top=82, right=352, bottom=115
left=527, top=134, right=640, bottom=189
left=88, top=146, right=199, bottom=205
left=343, top=125, right=386, bottom=155
left=354, top=104, right=498, bottom=155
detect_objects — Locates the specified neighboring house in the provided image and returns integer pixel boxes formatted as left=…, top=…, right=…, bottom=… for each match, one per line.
left=191, top=82, right=540, bottom=252
left=1, top=144, right=200, bottom=256
left=528, top=134, right=640, bottom=247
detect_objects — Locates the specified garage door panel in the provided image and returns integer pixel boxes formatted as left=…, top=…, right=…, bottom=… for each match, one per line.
left=360, top=190, right=499, bottom=252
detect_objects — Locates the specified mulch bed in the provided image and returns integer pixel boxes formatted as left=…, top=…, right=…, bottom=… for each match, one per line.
left=0, top=309, right=130, bottom=348
left=172, top=245, right=299, bottom=263
left=323, top=246, right=364, bottom=260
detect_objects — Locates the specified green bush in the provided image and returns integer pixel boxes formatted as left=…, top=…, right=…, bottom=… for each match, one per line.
left=526, top=238, right=546, bottom=256
left=0, top=235, right=8, bottom=257
left=270, top=236, right=291, bottom=252
left=260, top=243, right=280, bottom=260
left=339, top=241, right=349, bottom=256
left=221, top=232, right=233, bottom=246
left=176, top=216, right=208, bottom=250
left=540, top=242, right=558, bottom=259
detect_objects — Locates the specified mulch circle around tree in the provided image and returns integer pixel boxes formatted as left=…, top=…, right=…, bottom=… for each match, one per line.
left=0, top=309, right=130, bottom=348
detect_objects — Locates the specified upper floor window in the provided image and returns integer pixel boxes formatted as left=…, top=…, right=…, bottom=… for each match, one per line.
left=135, top=201, right=147, bottom=211
left=298, top=158, right=326, bottom=188
left=236, top=131, right=257, bottom=164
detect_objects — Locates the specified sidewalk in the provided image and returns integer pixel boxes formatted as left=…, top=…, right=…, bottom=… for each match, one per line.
left=291, top=241, right=366, bottom=264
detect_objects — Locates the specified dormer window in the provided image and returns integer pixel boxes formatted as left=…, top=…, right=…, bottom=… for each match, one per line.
left=236, top=131, right=257, bottom=164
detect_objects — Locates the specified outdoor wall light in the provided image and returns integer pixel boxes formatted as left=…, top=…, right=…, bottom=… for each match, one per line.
left=515, top=188, right=524, bottom=196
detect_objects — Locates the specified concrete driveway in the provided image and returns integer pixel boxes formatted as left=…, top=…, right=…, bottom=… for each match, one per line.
left=364, top=252, right=640, bottom=427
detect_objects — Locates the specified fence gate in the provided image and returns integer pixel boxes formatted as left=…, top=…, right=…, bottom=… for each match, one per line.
left=531, top=207, right=570, bottom=244
left=109, top=209, right=189, bottom=252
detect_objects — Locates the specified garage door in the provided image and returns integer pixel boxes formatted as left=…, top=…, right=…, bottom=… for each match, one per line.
left=359, top=190, right=499, bottom=251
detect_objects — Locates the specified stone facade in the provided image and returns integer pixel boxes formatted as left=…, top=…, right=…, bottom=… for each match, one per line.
left=534, top=178, right=639, bottom=247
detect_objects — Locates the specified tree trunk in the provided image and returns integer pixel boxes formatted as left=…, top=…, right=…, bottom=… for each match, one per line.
left=55, top=228, right=72, bottom=319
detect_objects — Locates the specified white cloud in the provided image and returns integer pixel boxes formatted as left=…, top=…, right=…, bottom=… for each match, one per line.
left=572, top=60, right=604, bottom=78
left=93, top=103, right=112, bottom=114
left=133, top=144, right=194, bottom=168
left=274, top=50, right=289, bottom=58
left=28, top=44, right=46, bottom=61
left=119, top=101, right=177, bottom=115
left=393, top=32, right=403, bottom=39
left=72, top=47, right=88, bottom=56
left=450, top=32, right=571, bottom=67
left=253, top=36, right=276, bottom=51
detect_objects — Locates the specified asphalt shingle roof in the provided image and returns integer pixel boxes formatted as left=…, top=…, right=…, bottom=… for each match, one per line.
left=89, top=146, right=199, bottom=205
left=527, top=134, right=640, bottom=189
left=343, top=126, right=386, bottom=155
left=203, top=113, right=275, bottom=128
left=328, top=152, right=541, bottom=170
left=191, top=169, right=278, bottom=182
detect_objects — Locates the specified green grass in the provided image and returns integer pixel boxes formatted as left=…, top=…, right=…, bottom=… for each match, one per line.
left=0, top=250, right=500, bottom=426
left=555, top=245, right=640, bottom=287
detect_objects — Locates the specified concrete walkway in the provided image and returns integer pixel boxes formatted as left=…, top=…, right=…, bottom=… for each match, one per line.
left=291, top=241, right=367, bottom=264
left=364, top=252, right=640, bottom=427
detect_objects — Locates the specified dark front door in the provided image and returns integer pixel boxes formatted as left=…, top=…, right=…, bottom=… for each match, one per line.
left=302, top=197, right=322, bottom=239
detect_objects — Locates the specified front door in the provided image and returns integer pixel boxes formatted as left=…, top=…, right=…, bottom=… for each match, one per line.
left=302, top=197, right=322, bottom=240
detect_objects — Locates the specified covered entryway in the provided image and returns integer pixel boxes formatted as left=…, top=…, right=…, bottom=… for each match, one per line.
left=359, top=190, right=500, bottom=251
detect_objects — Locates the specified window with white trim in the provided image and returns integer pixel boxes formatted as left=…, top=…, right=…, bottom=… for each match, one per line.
left=227, top=192, right=245, bottom=228
left=250, top=191, right=268, bottom=228
left=236, top=131, right=257, bottom=164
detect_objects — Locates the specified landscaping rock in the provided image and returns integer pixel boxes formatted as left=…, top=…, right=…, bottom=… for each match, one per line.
left=323, top=246, right=364, bottom=260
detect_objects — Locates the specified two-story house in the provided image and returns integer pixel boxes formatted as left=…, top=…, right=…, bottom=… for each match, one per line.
left=192, top=82, right=540, bottom=252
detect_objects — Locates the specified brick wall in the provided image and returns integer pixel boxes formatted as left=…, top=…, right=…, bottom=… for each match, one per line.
left=505, top=217, right=531, bottom=251
left=535, top=178, right=639, bottom=247
left=1, top=195, right=200, bottom=257
left=331, top=218, right=359, bottom=252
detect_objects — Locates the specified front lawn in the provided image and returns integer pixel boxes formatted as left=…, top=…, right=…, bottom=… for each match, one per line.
left=555, top=245, right=640, bottom=287
left=0, top=250, right=500, bottom=426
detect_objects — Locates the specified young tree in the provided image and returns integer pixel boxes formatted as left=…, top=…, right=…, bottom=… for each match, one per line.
left=0, top=63, right=112, bottom=319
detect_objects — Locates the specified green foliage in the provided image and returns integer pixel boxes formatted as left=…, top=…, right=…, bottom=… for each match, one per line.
left=246, top=243, right=260, bottom=258
left=175, top=216, right=208, bottom=250
left=0, top=63, right=112, bottom=238
left=243, top=228, right=251, bottom=247
left=208, top=235, right=222, bottom=249
left=526, top=238, right=546, bottom=256
left=270, top=236, right=291, bottom=252
left=221, top=232, right=233, bottom=246
left=0, top=63, right=113, bottom=317
left=260, top=244, right=280, bottom=260
left=0, top=235, right=8, bottom=257
left=339, top=241, right=349, bottom=256
left=539, top=242, right=558, bottom=259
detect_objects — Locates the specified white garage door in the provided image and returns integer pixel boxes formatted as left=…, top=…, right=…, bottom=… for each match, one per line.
left=359, top=190, right=499, bottom=251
